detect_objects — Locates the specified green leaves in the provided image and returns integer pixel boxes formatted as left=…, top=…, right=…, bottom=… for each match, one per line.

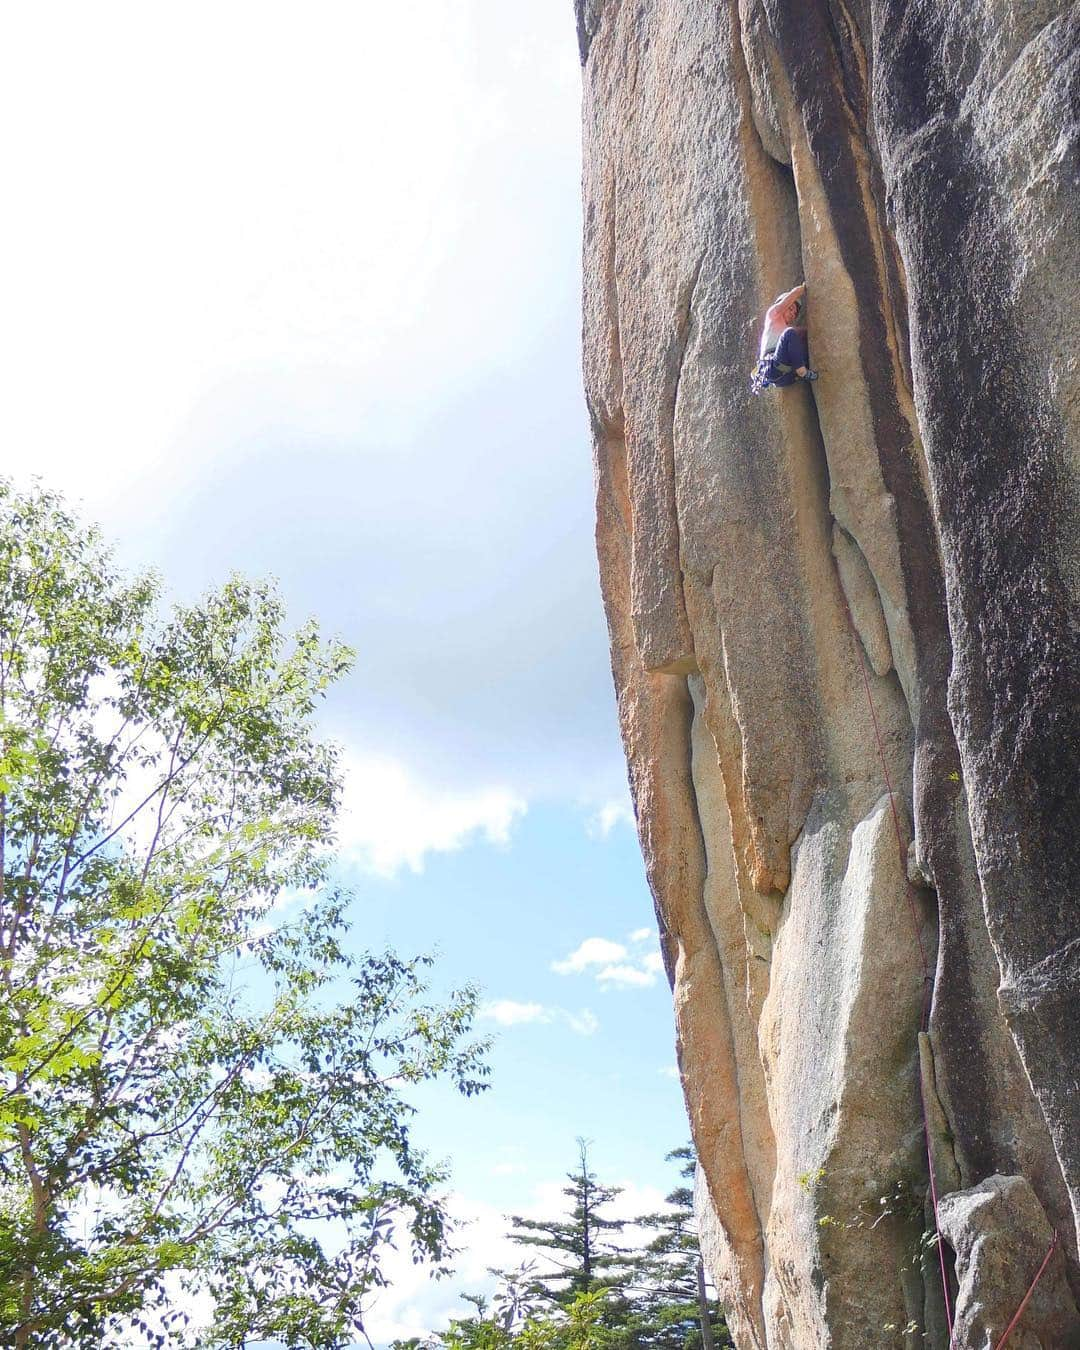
left=0, top=482, right=489, bottom=1348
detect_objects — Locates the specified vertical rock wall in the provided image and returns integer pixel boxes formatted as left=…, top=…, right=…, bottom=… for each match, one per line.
left=578, top=2, right=1080, bottom=1345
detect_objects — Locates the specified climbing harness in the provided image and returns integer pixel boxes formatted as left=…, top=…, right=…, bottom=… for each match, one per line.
left=841, top=597, right=1060, bottom=1348
left=749, top=356, right=781, bottom=395
left=749, top=356, right=816, bottom=394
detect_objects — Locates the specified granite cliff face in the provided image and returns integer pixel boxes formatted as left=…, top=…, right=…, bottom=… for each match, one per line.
left=578, top=3, right=1079, bottom=1345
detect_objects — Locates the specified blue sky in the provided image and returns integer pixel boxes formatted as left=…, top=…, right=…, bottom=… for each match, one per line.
left=2, top=1, right=688, bottom=1340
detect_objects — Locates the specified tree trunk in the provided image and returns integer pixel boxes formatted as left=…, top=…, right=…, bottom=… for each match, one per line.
left=696, top=1256, right=715, bottom=1350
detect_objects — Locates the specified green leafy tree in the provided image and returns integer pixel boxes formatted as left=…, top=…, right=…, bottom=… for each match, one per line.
left=552, top=1290, right=611, bottom=1350
left=491, top=1261, right=544, bottom=1331
left=508, top=1140, right=629, bottom=1306
left=394, top=1289, right=612, bottom=1350
left=0, top=482, right=489, bottom=1348
left=392, top=1265, right=546, bottom=1350
left=407, top=1294, right=514, bottom=1350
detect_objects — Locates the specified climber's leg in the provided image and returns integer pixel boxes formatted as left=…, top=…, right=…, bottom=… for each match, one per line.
left=775, top=326, right=817, bottom=382
left=768, top=327, right=798, bottom=387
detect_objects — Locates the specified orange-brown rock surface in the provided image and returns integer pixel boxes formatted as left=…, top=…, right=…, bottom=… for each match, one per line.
left=578, top=2, right=1080, bottom=1345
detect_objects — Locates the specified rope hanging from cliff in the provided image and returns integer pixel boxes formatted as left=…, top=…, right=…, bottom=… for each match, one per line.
left=840, top=596, right=955, bottom=1340
left=842, top=598, right=1062, bottom=1348
left=993, top=1229, right=1060, bottom=1348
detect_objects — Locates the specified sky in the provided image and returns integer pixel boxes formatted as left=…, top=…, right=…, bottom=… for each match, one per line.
left=1, top=2, right=689, bottom=1342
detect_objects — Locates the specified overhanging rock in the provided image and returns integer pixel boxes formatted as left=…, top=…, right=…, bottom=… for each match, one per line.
left=579, top=2, right=1080, bottom=1345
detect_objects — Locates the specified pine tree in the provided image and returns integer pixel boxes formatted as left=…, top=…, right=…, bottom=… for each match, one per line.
left=625, top=1146, right=731, bottom=1350
left=507, top=1139, right=629, bottom=1305
left=405, top=1144, right=732, bottom=1350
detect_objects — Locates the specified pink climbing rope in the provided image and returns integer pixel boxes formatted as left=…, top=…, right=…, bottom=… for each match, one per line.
left=843, top=600, right=1062, bottom=1348
left=993, top=1229, right=1060, bottom=1350
left=841, top=598, right=954, bottom=1339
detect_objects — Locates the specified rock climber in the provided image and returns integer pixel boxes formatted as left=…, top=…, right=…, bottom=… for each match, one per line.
left=749, top=282, right=818, bottom=394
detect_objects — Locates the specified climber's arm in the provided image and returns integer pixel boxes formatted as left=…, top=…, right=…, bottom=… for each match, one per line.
left=766, top=284, right=806, bottom=339
left=765, top=283, right=805, bottom=323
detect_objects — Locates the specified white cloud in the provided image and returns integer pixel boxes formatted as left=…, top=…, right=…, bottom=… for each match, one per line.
left=479, top=1000, right=551, bottom=1027
left=0, top=0, right=626, bottom=828
left=596, top=964, right=657, bottom=989
left=552, top=935, right=665, bottom=991
left=336, top=753, right=526, bottom=878
left=270, top=885, right=313, bottom=915
left=362, top=1194, right=521, bottom=1345
left=490, top=1145, right=527, bottom=1178
left=603, top=1179, right=670, bottom=1232
left=658, top=1064, right=681, bottom=1080
left=478, top=1001, right=599, bottom=1037
left=587, top=796, right=635, bottom=838
left=0, top=2, right=553, bottom=521
left=563, top=1008, right=600, bottom=1037
left=551, top=937, right=627, bottom=975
